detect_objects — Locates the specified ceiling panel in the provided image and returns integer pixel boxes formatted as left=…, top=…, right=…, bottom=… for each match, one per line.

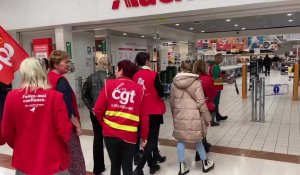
left=163, top=12, right=300, bottom=34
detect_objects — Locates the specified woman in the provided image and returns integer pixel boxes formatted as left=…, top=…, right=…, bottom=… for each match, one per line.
left=48, top=50, right=86, bottom=175
left=193, top=60, right=219, bottom=126
left=170, top=62, right=214, bottom=175
left=2, top=58, right=72, bottom=175
left=94, top=60, right=149, bottom=175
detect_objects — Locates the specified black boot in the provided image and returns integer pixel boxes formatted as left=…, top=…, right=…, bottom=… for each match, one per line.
left=211, top=121, right=220, bottom=126
left=210, top=111, right=220, bottom=126
left=215, top=105, right=228, bottom=121
left=178, top=162, right=189, bottom=175
left=133, top=167, right=144, bottom=175
left=153, top=150, right=166, bottom=163
left=149, top=164, right=160, bottom=174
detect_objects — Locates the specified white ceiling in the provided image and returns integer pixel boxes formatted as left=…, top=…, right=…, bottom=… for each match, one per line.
left=108, top=12, right=300, bottom=43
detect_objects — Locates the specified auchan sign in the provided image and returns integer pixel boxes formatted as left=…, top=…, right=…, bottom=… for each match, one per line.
left=112, top=0, right=182, bottom=10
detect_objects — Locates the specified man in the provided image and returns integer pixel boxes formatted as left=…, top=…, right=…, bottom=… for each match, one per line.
left=208, top=53, right=233, bottom=121
left=81, top=56, right=109, bottom=175
left=263, top=54, right=272, bottom=76
left=133, top=52, right=166, bottom=175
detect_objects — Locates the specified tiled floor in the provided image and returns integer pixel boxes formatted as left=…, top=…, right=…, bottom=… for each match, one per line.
left=1, top=142, right=300, bottom=175
left=158, top=70, right=300, bottom=155
left=1, top=70, right=300, bottom=174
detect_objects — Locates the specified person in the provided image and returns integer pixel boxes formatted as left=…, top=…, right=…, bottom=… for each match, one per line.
left=81, top=56, right=109, bottom=175
left=194, top=60, right=219, bottom=126
left=48, top=50, right=86, bottom=175
left=2, top=58, right=72, bottom=175
left=94, top=60, right=149, bottom=175
left=133, top=52, right=166, bottom=175
left=170, top=62, right=214, bottom=175
left=208, top=53, right=233, bottom=121
left=0, top=82, right=12, bottom=145
left=258, top=56, right=263, bottom=74
left=273, top=55, right=280, bottom=70
left=263, top=54, right=272, bottom=76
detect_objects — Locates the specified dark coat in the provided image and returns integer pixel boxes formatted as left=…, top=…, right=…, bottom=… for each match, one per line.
left=81, top=70, right=108, bottom=111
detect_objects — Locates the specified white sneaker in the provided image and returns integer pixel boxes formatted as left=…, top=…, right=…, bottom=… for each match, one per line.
left=202, top=159, right=214, bottom=173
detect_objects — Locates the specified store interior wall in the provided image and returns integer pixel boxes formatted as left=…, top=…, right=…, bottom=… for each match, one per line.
left=73, top=31, right=96, bottom=80
left=110, top=35, right=148, bottom=66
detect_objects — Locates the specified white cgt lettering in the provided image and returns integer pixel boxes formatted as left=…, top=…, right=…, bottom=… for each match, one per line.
left=112, top=89, right=136, bottom=104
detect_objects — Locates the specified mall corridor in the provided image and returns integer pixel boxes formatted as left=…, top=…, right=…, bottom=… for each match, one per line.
left=1, top=70, right=300, bottom=175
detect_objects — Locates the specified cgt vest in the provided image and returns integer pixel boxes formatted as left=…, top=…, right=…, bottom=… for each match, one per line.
left=209, top=64, right=223, bottom=91
left=133, top=69, right=166, bottom=115
left=103, top=79, right=145, bottom=143
left=48, top=71, right=80, bottom=120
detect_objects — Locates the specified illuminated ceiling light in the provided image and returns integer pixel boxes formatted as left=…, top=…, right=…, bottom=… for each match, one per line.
left=288, top=19, right=294, bottom=22
left=241, top=28, right=246, bottom=30
left=234, top=24, right=239, bottom=27
left=287, top=13, right=293, bottom=16
left=123, top=33, right=127, bottom=36
left=201, top=30, right=205, bottom=33
left=189, top=27, right=194, bottom=30
left=226, top=19, right=231, bottom=22
left=175, top=23, right=180, bottom=26
left=141, top=35, right=145, bottom=38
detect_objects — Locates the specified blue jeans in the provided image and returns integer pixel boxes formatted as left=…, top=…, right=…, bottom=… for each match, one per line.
left=177, top=141, right=207, bottom=162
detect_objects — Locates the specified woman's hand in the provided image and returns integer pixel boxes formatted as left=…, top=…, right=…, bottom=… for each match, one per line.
left=141, top=139, right=148, bottom=148
left=75, top=126, right=83, bottom=136
left=71, top=116, right=82, bottom=136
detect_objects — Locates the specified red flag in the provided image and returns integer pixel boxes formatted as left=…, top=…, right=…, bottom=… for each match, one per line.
left=0, top=26, right=29, bottom=85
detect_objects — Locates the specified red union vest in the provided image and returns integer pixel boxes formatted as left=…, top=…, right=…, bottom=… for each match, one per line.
left=103, top=78, right=145, bottom=143
left=208, top=63, right=223, bottom=91
left=133, top=69, right=166, bottom=115
left=47, top=71, right=80, bottom=120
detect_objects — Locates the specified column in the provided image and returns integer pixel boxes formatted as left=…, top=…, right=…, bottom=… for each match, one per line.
left=54, top=26, right=77, bottom=95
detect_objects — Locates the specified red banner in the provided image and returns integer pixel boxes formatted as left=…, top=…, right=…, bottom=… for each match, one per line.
left=0, top=26, right=29, bottom=85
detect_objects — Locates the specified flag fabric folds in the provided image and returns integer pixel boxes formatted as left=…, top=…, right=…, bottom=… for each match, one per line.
left=0, top=26, right=29, bottom=85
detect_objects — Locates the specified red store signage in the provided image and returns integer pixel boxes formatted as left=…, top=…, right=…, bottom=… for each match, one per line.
left=112, top=0, right=182, bottom=10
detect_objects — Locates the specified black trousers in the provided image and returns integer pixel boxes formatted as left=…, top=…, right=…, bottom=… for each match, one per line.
left=104, top=137, right=135, bottom=175
left=265, top=66, right=270, bottom=76
left=90, top=112, right=105, bottom=174
left=137, top=115, right=162, bottom=169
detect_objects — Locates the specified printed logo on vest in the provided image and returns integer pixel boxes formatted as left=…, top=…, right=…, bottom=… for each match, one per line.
left=112, top=83, right=136, bottom=104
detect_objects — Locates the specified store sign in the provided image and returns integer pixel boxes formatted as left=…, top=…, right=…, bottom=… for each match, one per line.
left=32, top=38, right=52, bottom=59
left=66, top=42, right=72, bottom=59
left=112, top=0, right=181, bottom=10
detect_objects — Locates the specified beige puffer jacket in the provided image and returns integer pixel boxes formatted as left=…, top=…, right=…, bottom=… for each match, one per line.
left=170, top=72, right=212, bottom=142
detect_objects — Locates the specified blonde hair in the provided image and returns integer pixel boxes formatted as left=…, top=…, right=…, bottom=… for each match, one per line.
left=96, top=55, right=108, bottom=71
left=20, top=57, right=50, bottom=92
left=193, top=60, right=207, bottom=75
left=49, top=50, right=69, bottom=69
